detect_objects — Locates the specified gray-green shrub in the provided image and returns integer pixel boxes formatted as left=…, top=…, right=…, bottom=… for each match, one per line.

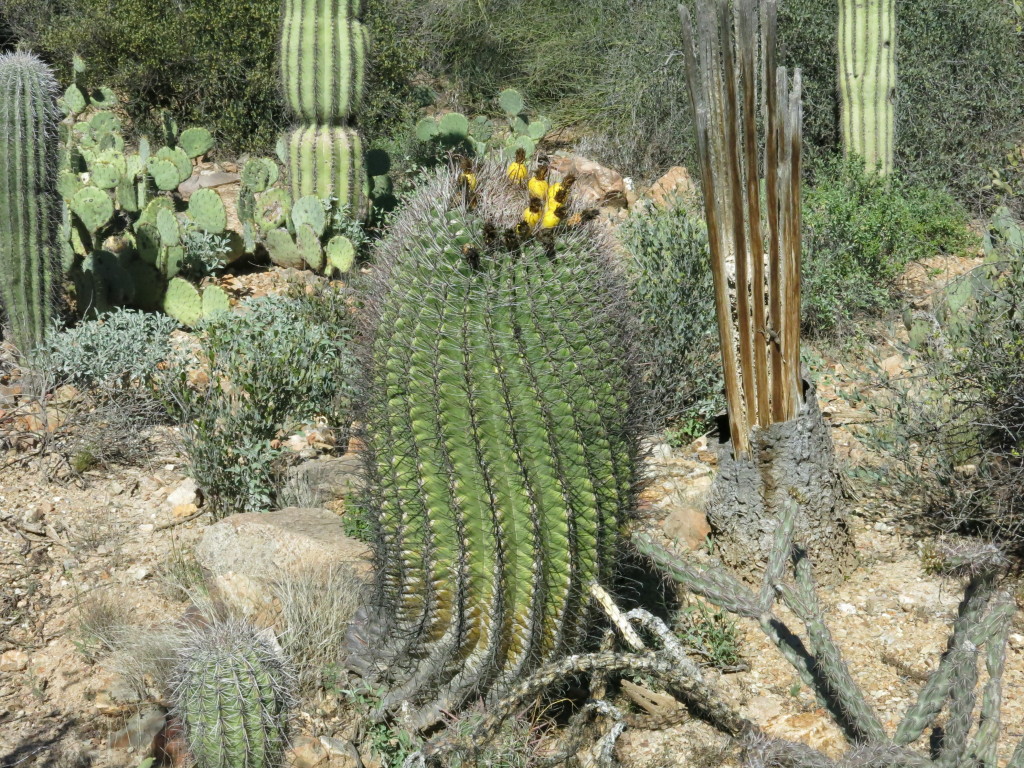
left=160, top=284, right=359, bottom=518
left=620, top=201, right=721, bottom=436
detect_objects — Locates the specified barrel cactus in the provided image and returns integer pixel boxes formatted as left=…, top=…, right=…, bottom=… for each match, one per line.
left=346, top=162, right=645, bottom=728
left=170, top=620, right=295, bottom=768
left=0, top=52, right=60, bottom=356
left=279, top=0, right=367, bottom=214
left=838, top=0, right=896, bottom=175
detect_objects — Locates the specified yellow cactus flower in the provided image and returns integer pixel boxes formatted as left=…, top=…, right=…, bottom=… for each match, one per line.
left=506, top=161, right=527, bottom=184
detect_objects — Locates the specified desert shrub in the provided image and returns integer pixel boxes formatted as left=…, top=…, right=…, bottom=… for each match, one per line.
left=3, top=0, right=283, bottom=155
left=35, top=308, right=177, bottom=389
left=620, top=201, right=722, bottom=436
left=870, top=210, right=1023, bottom=549
left=801, top=157, right=976, bottom=339
left=160, top=284, right=359, bottom=518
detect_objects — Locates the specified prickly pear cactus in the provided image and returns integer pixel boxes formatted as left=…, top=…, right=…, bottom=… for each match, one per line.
left=170, top=620, right=295, bottom=768
left=838, top=0, right=896, bottom=175
left=346, top=162, right=645, bottom=728
left=0, top=52, right=60, bottom=356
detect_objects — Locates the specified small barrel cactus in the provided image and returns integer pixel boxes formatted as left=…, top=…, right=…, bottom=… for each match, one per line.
left=0, top=52, right=60, bottom=356
left=170, top=620, right=295, bottom=768
left=346, top=161, right=645, bottom=728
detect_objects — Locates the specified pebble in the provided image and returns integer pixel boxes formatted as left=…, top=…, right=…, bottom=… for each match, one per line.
left=0, top=649, right=30, bottom=672
left=837, top=602, right=858, bottom=615
left=1010, top=633, right=1024, bottom=651
left=132, top=567, right=151, bottom=581
left=138, top=524, right=154, bottom=533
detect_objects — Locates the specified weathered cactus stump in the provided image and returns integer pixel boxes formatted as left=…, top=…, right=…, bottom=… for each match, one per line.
left=705, top=380, right=856, bottom=586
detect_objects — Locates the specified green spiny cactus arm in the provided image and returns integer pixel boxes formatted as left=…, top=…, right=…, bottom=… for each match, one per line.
left=934, top=646, right=980, bottom=768
left=280, top=0, right=367, bottom=122
left=1010, top=737, right=1024, bottom=768
left=781, top=553, right=888, bottom=745
left=0, top=53, right=59, bottom=356
left=287, top=125, right=366, bottom=213
left=893, top=570, right=997, bottom=745
left=969, top=593, right=1016, bottom=768
left=838, top=0, right=896, bottom=174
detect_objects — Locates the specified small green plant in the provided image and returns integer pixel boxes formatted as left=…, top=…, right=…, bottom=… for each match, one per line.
left=619, top=200, right=722, bottom=431
left=802, top=156, right=977, bottom=339
left=341, top=683, right=422, bottom=768
left=673, top=597, right=743, bottom=670
left=159, top=284, right=359, bottom=518
left=180, top=224, right=232, bottom=281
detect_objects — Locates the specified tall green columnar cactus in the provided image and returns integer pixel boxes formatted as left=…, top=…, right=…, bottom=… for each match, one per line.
left=0, top=53, right=59, bottom=356
left=170, top=621, right=295, bottom=768
left=838, top=0, right=896, bottom=175
left=279, top=0, right=367, bottom=213
left=346, top=164, right=644, bottom=728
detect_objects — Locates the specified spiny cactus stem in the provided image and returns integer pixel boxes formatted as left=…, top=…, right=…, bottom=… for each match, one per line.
left=782, top=551, right=888, bottom=745
left=758, top=498, right=799, bottom=613
left=893, top=571, right=997, bottom=746
left=935, top=644, right=980, bottom=768
left=968, top=592, right=1015, bottom=768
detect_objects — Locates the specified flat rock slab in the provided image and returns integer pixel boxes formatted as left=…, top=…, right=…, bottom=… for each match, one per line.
left=196, top=507, right=372, bottom=622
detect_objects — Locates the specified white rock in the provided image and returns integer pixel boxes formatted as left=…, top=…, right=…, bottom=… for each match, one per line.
left=1009, top=633, right=1024, bottom=651
left=837, top=602, right=857, bottom=615
left=166, top=477, right=201, bottom=508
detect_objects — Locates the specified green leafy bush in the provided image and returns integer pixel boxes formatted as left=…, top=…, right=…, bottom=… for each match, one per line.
left=160, top=285, right=359, bottom=518
left=801, top=158, right=976, bottom=339
left=620, top=201, right=722, bottom=434
left=4, top=0, right=283, bottom=155
left=873, top=211, right=1023, bottom=549
left=37, top=309, right=178, bottom=389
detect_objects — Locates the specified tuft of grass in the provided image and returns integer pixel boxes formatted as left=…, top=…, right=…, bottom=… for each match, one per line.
left=673, top=596, right=743, bottom=670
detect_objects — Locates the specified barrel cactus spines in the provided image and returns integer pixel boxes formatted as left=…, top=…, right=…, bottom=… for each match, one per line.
left=0, top=52, right=60, bottom=357
left=170, top=620, right=295, bottom=768
left=346, top=162, right=645, bottom=727
left=838, top=0, right=896, bottom=175
left=286, top=124, right=367, bottom=211
left=280, top=0, right=368, bottom=122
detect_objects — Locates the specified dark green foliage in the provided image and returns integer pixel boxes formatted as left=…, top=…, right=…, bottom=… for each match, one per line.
left=0, top=52, right=58, bottom=357
left=801, top=158, right=976, bottom=339
left=4, top=0, right=284, bottom=155
left=348, top=164, right=644, bottom=727
left=619, top=201, right=722, bottom=434
left=159, top=285, right=359, bottom=518
left=170, top=620, right=295, bottom=768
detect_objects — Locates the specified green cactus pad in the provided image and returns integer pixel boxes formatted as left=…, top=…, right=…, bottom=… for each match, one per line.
left=280, top=0, right=367, bottom=121
left=88, top=110, right=120, bottom=136
left=201, top=284, right=231, bottom=319
left=70, top=185, right=114, bottom=232
left=152, top=146, right=193, bottom=184
left=241, top=158, right=276, bottom=193
left=162, top=245, right=185, bottom=278
left=256, top=188, right=292, bottom=233
left=139, top=196, right=174, bottom=227
left=415, top=117, right=440, bottom=142
left=179, top=127, right=214, bottom=159
left=296, top=223, right=324, bottom=271
left=945, top=278, right=974, bottom=314
left=510, top=116, right=529, bottom=136
left=163, top=276, right=203, bottom=326
left=438, top=112, right=469, bottom=140
left=506, top=135, right=536, bottom=158
left=365, top=149, right=391, bottom=177
left=325, top=235, right=355, bottom=275
left=188, top=188, right=227, bottom=234
left=290, top=195, right=326, bottom=237
left=125, top=259, right=164, bottom=311
left=238, top=187, right=256, bottom=223
left=526, top=120, right=548, bottom=141
left=125, top=152, right=144, bottom=179
left=467, top=116, right=494, bottom=142
left=265, top=228, right=304, bottom=269
left=135, top=223, right=161, bottom=264
left=907, top=317, right=932, bottom=350
left=156, top=208, right=181, bottom=247
left=138, top=136, right=151, bottom=165
left=116, top=175, right=140, bottom=213
left=89, top=86, right=118, bottom=109
left=58, top=171, right=83, bottom=201
left=88, top=150, right=126, bottom=189
left=498, top=88, right=524, bottom=116
left=64, top=84, right=87, bottom=115
left=148, top=158, right=182, bottom=191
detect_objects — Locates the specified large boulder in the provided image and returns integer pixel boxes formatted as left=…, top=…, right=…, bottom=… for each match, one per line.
left=195, top=507, right=372, bottom=623
left=548, top=153, right=628, bottom=209
left=644, top=165, right=699, bottom=211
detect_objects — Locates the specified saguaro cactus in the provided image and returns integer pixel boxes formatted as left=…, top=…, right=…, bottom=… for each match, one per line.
left=279, top=0, right=368, bottom=213
left=0, top=52, right=59, bottom=356
left=346, top=163, right=644, bottom=728
left=838, top=0, right=896, bottom=175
